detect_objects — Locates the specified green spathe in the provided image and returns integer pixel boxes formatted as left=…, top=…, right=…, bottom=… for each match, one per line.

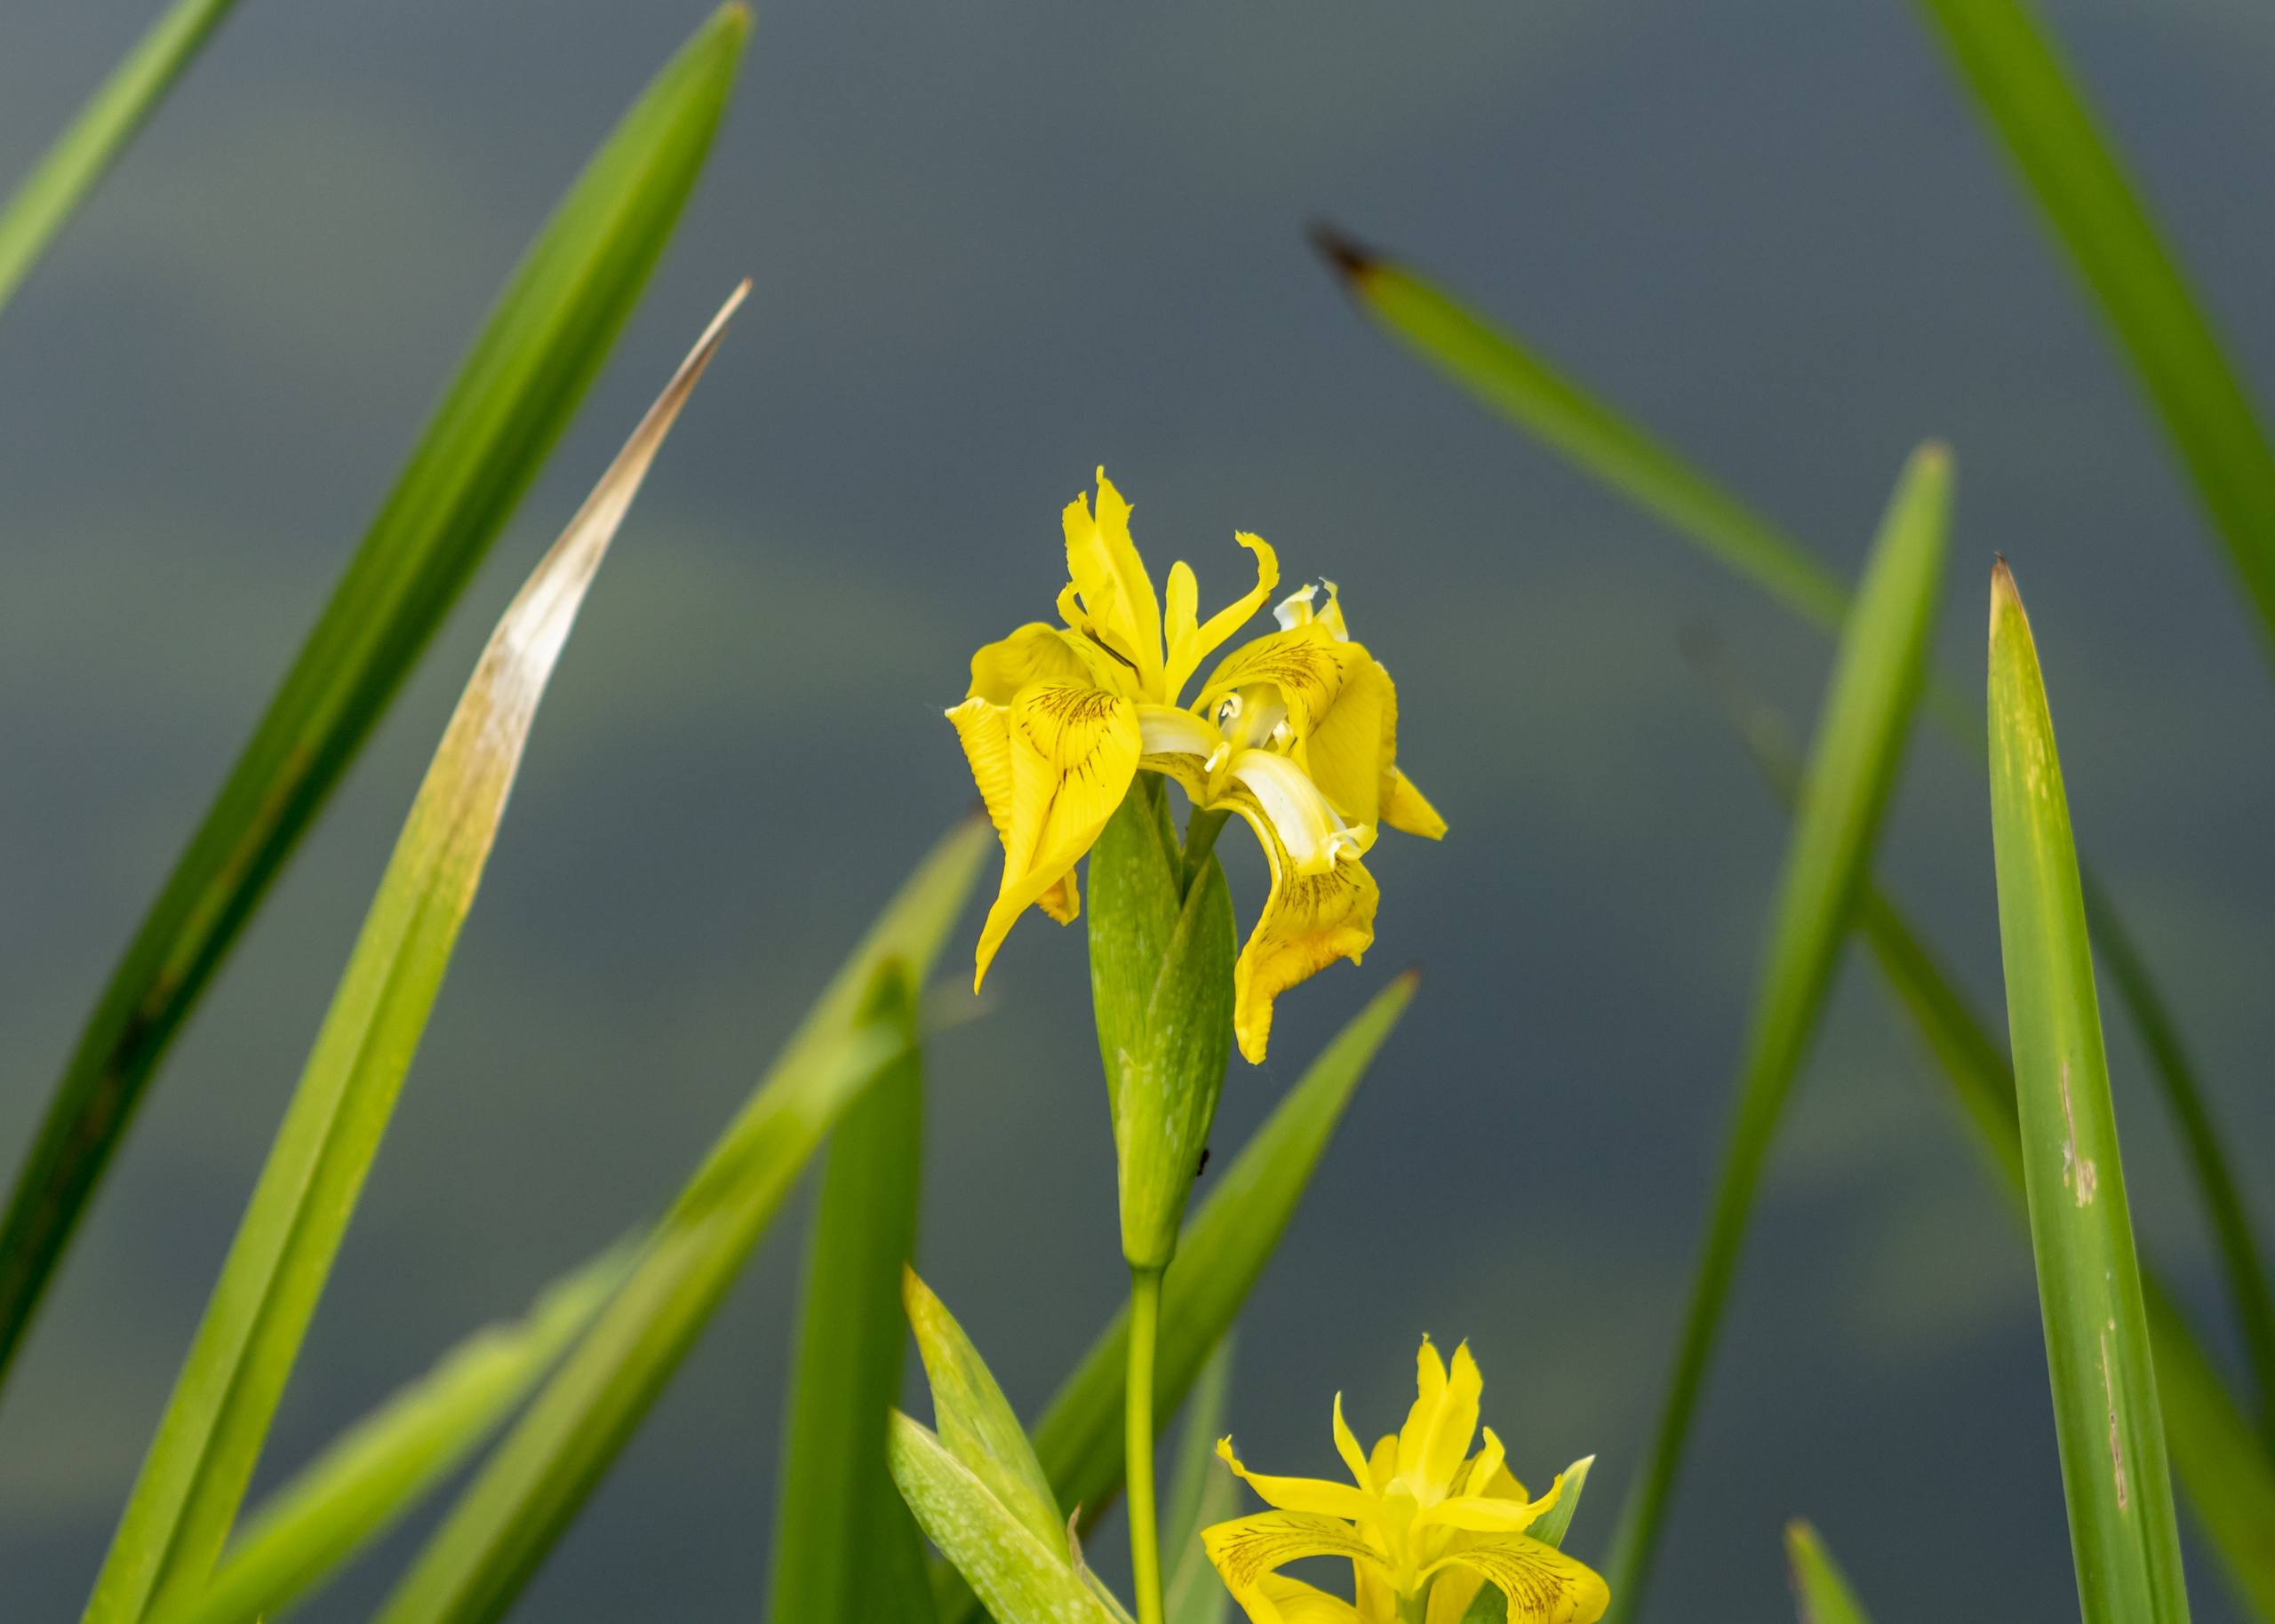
left=1090, top=782, right=1237, bottom=1272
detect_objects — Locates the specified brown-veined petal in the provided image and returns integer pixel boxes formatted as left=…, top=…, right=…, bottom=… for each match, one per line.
left=1420, top=1536, right=1609, bottom=1624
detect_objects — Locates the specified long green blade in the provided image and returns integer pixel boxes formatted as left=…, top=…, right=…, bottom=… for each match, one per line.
left=1913, top=0, right=2275, bottom=665
left=1714, top=677, right=2275, bottom=1620
left=1784, top=1521, right=1872, bottom=1624
left=152, top=1247, right=629, bottom=1624
left=1309, top=225, right=1848, bottom=634
left=0, top=3, right=751, bottom=1393
left=0, top=0, right=240, bottom=316
left=935, top=972, right=1415, bottom=1624
left=1602, top=448, right=1950, bottom=1621
left=1987, top=561, right=2190, bottom=1624
left=83, top=285, right=746, bottom=1624
left=769, top=1006, right=932, bottom=1624
left=372, top=822, right=988, bottom=1624
left=1321, top=235, right=2274, bottom=1466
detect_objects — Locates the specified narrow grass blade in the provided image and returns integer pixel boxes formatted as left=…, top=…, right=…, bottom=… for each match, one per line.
left=0, top=4, right=751, bottom=1393
left=1162, top=1338, right=1235, bottom=1624
left=1602, top=448, right=1950, bottom=1621
left=83, top=284, right=746, bottom=1624
left=1712, top=676, right=2275, bottom=1620
left=1987, top=561, right=2190, bottom=1624
left=1321, top=234, right=2273, bottom=1483
left=770, top=1043, right=931, bottom=1624
left=1913, top=0, right=2275, bottom=665
left=372, top=822, right=988, bottom=1624
left=0, top=0, right=240, bottom=315
left=1784, top=1521, right=1872, bottom=1624
left=931, top=973, right=1415, bottom=1624
left=1309, top=224, right=1848, bottom=634
left=890, top=1413, right=1120, bottom=1624
left=150, top=1247, right=629, bottom=1624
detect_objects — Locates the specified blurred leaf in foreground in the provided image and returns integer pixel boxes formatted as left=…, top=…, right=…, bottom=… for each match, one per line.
left=0, top=0, right=241, bottom=316
left=1913, top=0, right=2275, bottom=670
left=1988, top=561, right=2190, bottom=1624
left=1601, top=447, right=1949, bottom=1621
left=0, top=3, right=751, bottom=1396
left=1784, top=1521, right=1872, bottom=1624
left=84, top=281, right=748, bottom=1624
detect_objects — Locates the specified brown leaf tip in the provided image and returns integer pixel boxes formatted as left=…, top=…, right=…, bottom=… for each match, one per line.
left=1306, top=219, right=1381, bottom=284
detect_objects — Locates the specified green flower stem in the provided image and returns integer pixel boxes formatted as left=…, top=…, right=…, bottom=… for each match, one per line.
left=1126, top=1266, right=1168, bottom=1624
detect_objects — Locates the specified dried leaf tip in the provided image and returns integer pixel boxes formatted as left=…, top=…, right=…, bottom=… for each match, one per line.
left=1305, top=219, right=1381, bottom=284
left=1989, top=553, right=2026, bottom=636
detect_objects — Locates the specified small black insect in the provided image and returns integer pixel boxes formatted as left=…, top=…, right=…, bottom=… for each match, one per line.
left=1195, top=1146, right=1211, bottom=1179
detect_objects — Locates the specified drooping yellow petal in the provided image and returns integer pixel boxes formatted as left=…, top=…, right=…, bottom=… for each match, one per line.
left=968, top=622, right=1114, bottom=705
left=1248, top=1573, right=1366, bottom=1624
left=1330, top=1394, right=1372, bottom=1488
left=1421, top=1537, right=1609, bottom=1624
left=1383, top=767, right=1447, bottom=840
left=1062, top=469, right=1162, bottom=695
left=1164, top=531, right=1280, bottom=704
left=947, top=697, right=1078, bottom=926
left=1223, top=789, right=1378, bottom=1063
left=1202, top=1510, right=1381, bottom=1596
left=971, top=681, right=1140, bottom=988
left=1216, top=1438, right=1377, bottom=1521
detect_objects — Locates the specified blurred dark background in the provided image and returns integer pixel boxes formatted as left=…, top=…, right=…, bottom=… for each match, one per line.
left=3, top=1, right=2271, bottom=1617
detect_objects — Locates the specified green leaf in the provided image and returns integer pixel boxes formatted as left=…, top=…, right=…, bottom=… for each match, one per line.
left=0, top=3, right=751, bottom=1394
left=372, top=821, right=988, bottom=1624
left=1987, top=561, right=2191, bottom=1624
left=1310, top=224, right=1848, bottom=636
left=1784, top=1520, right=1872, bottom=1624
left=1713, top=673, right=2275, bottom=1621
left=150, top=1247, right=630, bottom=1624
left=906, top=1270, right=1066, bottom=1556
left=1601, top=447, right=1950, bottom=1622
left=0, top=0, right=241, bottom=316
left=1912, top=0, right=2275, bottom=667
left=1162, top=1338, right=1236, bottom=1624
left=1523, top=1454, right=1593, bottom=1553
left=890, top=1413, right=1120, bottom=1624
left=933, top=972, right=1414, bottom=1624
left=84, top=287, right=746, bottom=1624
left=770, top=1018, right=931, bottom=1624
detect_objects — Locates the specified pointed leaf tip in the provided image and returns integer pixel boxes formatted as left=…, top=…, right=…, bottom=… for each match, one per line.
left=1305, top=219, right=1379, bottom=283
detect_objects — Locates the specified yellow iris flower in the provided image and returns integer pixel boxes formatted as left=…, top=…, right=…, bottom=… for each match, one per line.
left=1201, top=1339, right=1608, bottom=1624
left=948, top=469, right=1444, bottom=1062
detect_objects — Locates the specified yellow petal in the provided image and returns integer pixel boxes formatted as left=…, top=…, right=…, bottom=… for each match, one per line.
left=1424, top=1341, right=1483, bottom=1490
left=1395, top=1339, right=1448, bottom=1481
left=1418, top=1474, right=1563, bottom=1533
left=1383, top=767, right=1447, bottom=840
left=967, top=623, right=1109, bottom=705
left=1249, top=1574, right=1365, bottom=1624
left=1425, top=1568, right=1486, bottom=1624
left=1300, top=652, right=1393, bottom=827
left=1330, top=1394, right=1373, bottom=1488
left=1223, top=790, right=1378, bottom=1063
left=1216, top=1438, right=1378, bottom=1520
left=1421, top=1537, right=1609, bottom=1624
left=971, top=682, right=1140, bottom=988
left=1062, top=468, right=1162, bottom=695
left=1194, top=625, right=1358, bottom=743
left=948, top=697, right=1078, bottom=926
left=1164, top=531, right=1280, bottom=704
left=1202, top=1510, right=1381, bottom=1595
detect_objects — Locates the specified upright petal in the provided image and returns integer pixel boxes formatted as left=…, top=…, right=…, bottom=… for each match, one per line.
left=1395, top=1339, right=1449, bottom=1481
left=1062, top=469, right=1163, bottom=696
left=1164, top=531, right=1280, bottom=704
left=1217, top=1438, right=1377, bottom=1521
left=1223, top=790, right=1378, bottom=1063
left=970, top=682, right=1141, bottom=988
left=1421, top=1342, right=1482, bottom=1490
left=1330, top=1394, right=1373, bottom=1488
left=1421, top=1538, right=1609, bottom=1624
left=947, top=697, right=1076, bottom=926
